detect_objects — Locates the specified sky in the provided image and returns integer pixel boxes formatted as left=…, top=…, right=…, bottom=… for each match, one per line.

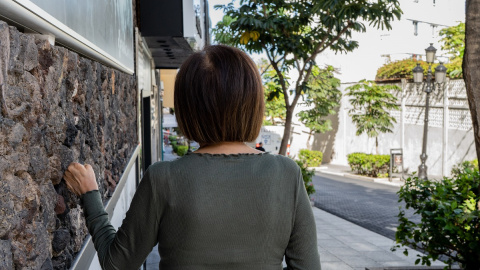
left=208, top=0, right=233, bottom=37
left=206, top=0, right=465, bottom=82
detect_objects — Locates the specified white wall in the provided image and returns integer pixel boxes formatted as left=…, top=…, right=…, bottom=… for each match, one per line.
left=284, top=80, right=476, bottom=178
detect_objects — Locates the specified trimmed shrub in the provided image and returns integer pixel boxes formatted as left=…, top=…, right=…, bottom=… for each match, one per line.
left=294, top=160, right=316, bottom=197
left=298, top=149, right=323, bottom=167
left=394, top=161, right=480, bottom=269
left=176, top=145, right=188, bottom=156
left=168, top=135, right=177, bottom=142
left=347, top=152, right=390, bottom=177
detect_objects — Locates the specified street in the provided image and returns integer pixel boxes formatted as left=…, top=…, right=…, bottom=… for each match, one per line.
left=311, top=172, right=420, bottom=241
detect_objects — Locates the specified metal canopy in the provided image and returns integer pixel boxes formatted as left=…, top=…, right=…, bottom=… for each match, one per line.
left=144, top=36, right=193, bottom=69
left=140, top=0, right=206, bottom=69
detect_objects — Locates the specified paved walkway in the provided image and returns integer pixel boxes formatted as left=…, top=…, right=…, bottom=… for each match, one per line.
left=145, top=150, right=448, bottom=269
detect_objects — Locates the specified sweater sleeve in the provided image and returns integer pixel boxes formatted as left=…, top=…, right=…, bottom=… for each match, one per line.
left=81, top=167, right=162, bottom=270
left=284, top=170, right=321, bottom=270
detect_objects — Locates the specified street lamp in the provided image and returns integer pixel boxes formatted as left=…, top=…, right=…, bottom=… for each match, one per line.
left=412, top=43, right=447, bottom=180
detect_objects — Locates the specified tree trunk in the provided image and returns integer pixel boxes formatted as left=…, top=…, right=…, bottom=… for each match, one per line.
left=279, top=108, right=294, bottom=155
left=375, top=136, right=379, bottom=155
left=464, top=0, right=480, bottom=162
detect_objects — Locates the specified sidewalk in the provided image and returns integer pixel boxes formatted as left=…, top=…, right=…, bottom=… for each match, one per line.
left=145, top=151, right=448, bottom=270
left=314, top=164, right=406, bottom=187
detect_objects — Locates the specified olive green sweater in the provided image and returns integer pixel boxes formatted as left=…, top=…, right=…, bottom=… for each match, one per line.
left=81, top=153, right=321, bottom=270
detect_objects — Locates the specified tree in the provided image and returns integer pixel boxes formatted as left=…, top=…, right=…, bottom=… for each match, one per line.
left=255, top=58, right=287, bottom=125
left=440, top=22, right=465, bottom=60
left=263, top=69, right=287, bottom=125
left=464, top=0, right=480, bottom=164
left=297, top=65, right=341, bottom=136
left=439, top=22, right=465, bottom=78
left=346, top=80, right=400, bottom=154
left=213, top=0, right=402, bottom=155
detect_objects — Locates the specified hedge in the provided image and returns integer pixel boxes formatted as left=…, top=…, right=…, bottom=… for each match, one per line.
left=298, top=149, right=323, bottom=167
left=347, top=152, right=390, bottom=177
left=176, top=145, right=188, bottom=156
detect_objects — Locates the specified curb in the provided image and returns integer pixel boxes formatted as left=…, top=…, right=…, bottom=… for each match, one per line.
left=317, top=170, right=404, bottom=187
left=366, top=267, right=460, bottom=270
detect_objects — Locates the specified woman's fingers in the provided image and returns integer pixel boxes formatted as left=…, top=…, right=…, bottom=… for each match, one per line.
left=63, top=162, right=98, bottom=195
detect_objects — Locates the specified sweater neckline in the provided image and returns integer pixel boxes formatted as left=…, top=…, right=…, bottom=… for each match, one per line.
left=185, top=152, right=269, bottom=158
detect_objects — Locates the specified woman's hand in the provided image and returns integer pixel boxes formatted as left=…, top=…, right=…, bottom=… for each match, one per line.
left=63, top=162, right=99, bottom=195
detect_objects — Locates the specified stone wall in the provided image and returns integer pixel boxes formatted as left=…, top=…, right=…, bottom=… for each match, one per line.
left=0, top=21, right=137, bottom=269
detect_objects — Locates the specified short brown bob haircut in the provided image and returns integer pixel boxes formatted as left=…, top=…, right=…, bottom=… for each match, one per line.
left=174, top=45, right=264, bottom=144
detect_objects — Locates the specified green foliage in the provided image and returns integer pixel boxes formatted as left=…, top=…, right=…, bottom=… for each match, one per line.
left=376, top=59, right=463, bottom=80
left=376, top=59, right=427, bottom=80
left=213, top=0, right=401, bottom=155
left=376, top=22, right=465, bottom=81
left=347, top=152, right=390, bottom=177
left=263, top=68, right=287, bottom=125
left=346, top=80, right=400, bottom=154
left=175, top=145, right=188, bottom=156
left=168, top=135, right=177, bottom=142
left=298, top=149, right=323, bottom=167
left=394, top=162, right=480, bottom=269
left=438, top=22, right=464, bottom=79
left=451, top=159, right=478, bottom=177
left=214, top=1, right=401, bottom=56
left=297, top=65, right=342, bottom=133
left=439, top=22, right=465, bottom=60
left=294, top=160, right=316, bottom=197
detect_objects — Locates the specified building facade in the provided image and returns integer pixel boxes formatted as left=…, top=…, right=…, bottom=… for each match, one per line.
left=0, top=0, right=209, bottom=269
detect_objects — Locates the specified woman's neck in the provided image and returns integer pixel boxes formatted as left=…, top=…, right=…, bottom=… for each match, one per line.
left=194, top=142, right=262, bottom=154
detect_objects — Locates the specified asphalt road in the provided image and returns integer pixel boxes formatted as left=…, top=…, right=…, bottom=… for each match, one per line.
left=311, top=172, right=420, bottom=241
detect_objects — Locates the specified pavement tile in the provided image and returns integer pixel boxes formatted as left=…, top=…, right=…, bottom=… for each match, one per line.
left=320, top=229, right=353, bottom=236
left=146, top=263, right=159, bottom=270
left=317, top=246, right=327, bottom=251
left=382, top=260, right=418, bottom=267
left=320, top=261, right=354, bottom=270
left=318, top=239, right=349, bottom=248
left=317, top=233, right=334, bottom=239
left=319, top=251, right=342, bottom=262
left=333, top=235, right=365, bottom=244
left=360, top=251, right=406, bottom=262
left=349, top=242, right=383, bottom=252
left=363, top=237, right=396, bottom=247
left=342, top=256, right=378, bottom=267
left=326, top=247, right=361, bottom=256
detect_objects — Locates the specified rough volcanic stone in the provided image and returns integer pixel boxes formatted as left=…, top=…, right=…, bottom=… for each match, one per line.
left=0, top=240, right=13, bottom=270
left=52, top=229, right=70, bottom=255
left=0, top=20, right=137, bottom=269
left=69, top=207, right=87, bottom=253
left=10, top=222, right=51, bottom=269
left=41, top=257, right=54, bottom=270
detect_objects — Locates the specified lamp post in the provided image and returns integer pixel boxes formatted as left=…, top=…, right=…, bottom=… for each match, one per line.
left=412, top=43, right=447, bottom=180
